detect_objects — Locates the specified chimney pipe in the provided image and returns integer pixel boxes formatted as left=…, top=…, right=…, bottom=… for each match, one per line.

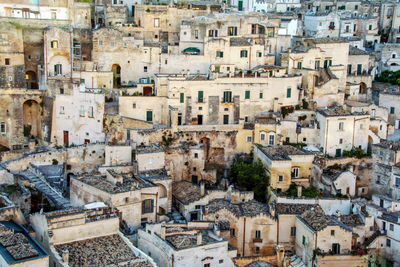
left=62, top=249, right=69, bottom=264
left=197, top=232, right=202, bottom=245
left=297, top=184, right=302, bottom=197
left=161, top=225, right=166, bottom=240
left=200, top=182, right=205, bottom=197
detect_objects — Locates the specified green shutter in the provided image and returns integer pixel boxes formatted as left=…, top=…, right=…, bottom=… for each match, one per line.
left=180, top=92, right=184, bottom=103
left=287, top=88, right=291, bottom=98
left=269, top=70, right=273, bottom=76
left=150, top=199, right=154, bottom=212
left=357, top=64, right=362, bottom=75
left=245, top=90, right=250, bottom=99
left=324, top=60, right=328, bottom=68
left=297, top=62, right=302, bottom=69
left=259, top=92, right=263, bottom=99
left=146, top=110, right=152, bottom=122
left=329, top=60, right=332, bottom=66
left=142, top=201, right=145, bottom=213
left=220, top=51, right=223, bottom=58
left=198, top=91, right=203, bottom=102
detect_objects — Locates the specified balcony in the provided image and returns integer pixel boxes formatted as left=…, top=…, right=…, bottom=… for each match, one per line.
left=253, top=238, right=263, bottom=243
left=329, top=25, right=335, bottom=30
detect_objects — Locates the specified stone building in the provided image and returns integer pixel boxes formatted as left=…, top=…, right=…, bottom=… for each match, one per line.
left=369, top=140, right=400, bottom=199
left=254, top=144, right=314, bottom=192
left=0, top=221, right=49, bottom=267
left=30, top=207, right=155, bottom=267
left=70, top=169, right=164, bottom=228
left=295, top=210, right=366, bottom=267
left=316, top=106, right=370, bottom=157
left=203, top=198, right=277, bottom=257
left=51, top=83, right=105, bottom=146
left=138, top=222, right=235, bottom=267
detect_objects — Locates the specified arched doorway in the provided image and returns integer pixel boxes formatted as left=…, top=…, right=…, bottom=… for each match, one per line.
left=23, top=100, right=40, bottom=138
left=26, top=71, right=38, bottom=89
left=359, top=82, right=367, bottom=94
left=112, top=64, right=121, bottom=88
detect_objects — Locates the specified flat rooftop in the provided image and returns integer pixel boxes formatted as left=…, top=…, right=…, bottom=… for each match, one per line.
left=0, top=221, right=48, bottom=265
left=256, top=144, right=312, bottom=160
left=317, top=106, right=352, bottom=117
left=54, top=234, right=152, bottom=267
left=75, top=172, right=157, bottom=194
left=138, top=168, right=170, bottom=180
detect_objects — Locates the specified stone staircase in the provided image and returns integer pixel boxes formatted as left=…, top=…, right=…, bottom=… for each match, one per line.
left=364, top=230, right=382, bottom=247
left=13, top=170, right=71, bottom=209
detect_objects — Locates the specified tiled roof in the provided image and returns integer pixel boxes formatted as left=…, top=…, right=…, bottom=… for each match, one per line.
left=275, top=203, right=316, bottom=215
left=207, top=199, right=270, bottom=217
left=256, top=144, right=312, bottom=161
left=172, top=181, right=203, bottom=204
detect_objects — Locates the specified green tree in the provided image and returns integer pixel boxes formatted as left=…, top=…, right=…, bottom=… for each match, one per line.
left=229, top=155, right=270, bottom=202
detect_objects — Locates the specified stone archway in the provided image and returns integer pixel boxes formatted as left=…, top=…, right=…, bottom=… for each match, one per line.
left=26, top=71, right=38, bottom=89
left=23, top=100, right=40, bottom=138
left=112, top=64, right=121, bottom=88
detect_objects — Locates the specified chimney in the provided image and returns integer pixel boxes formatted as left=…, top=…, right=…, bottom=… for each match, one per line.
left=197, top=232, right=202, bottom=245
left=297, top=184, right=302, bottom=197
left=348, top=165, right=354, bottom=172
left=161, top=225, right=166, bottom=240
left=200, top=182, right=205, bottom=197
left=276, top=245, right=285, bottom=267
left=62, top=249, right=69, bottom=264
left=204, top=206, right=209, bottom=215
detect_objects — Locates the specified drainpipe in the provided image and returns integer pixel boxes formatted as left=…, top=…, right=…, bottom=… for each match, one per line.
left=242, top=217, right=246, bottom=256
left=276, top=216, right=279, bottom=245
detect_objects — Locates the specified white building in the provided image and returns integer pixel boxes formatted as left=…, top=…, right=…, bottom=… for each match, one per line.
left=51, top=83, right=105, bottom=146
left=304, top=12, right=340, bottom=38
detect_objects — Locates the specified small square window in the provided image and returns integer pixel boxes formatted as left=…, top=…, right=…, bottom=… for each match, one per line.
left=5, top=58, right=10, bottom=65
left=331, top=230, right=335, bottom=236
left=194, top=153, right=198, bottom=158
left=133, top=103, right=136, bottom=108
left=247, top=136, right=252, bottom=143
left=339, top=138, right=343, bottom=144
left=144, top=66, right=148, bottom=72
left=278, top=175, right=284, bottom=182
left=60, top=88, right=64, bottom=94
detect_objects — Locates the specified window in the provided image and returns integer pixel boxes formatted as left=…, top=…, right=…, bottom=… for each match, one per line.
left=204, top=264, right=210, bottom=267
left=369, top=25, right=372, bottom=30
left=290, top=227, right=296, bottom=237
left=247, top=136, right=252, bottom=143
left=390, top=224, right=394, bottom=231
left=396, top=177, right=400, bottom=188
left=142, top=199, right=154, bottom=214
left=315, top=60, right=320, bottom=70
left=255, top=247, right=260, bottom=253
left=355, top=5, right=358, bottom=10
left=260, top=133, right=266, bottom=141
left=245, top=90, right=250, bottom=99
left=387, top=238, right=391, bottom=247
left=357, top=64, right=362, bottom=75
left=54, top=64, right=62, bottom=75
left=268, top=134, right=275, bottom=145
left=208, top=30, right=218, bottom=37
left=297, top=61, right=302, bottom=69
left=302, top=236, right=306, bottom=245
left=146, top=110, right=153, bottom=122
left=51, top=11, right=56, bottom=19
left=195, top=30, right=199, bottom=39
left=339, top=138, right=343, bottom=144
left=377, top=175, right=381, bottom=184
left=230, top=228, right=235, bottom=237
left=5, top=58, right=10, bottom=65
left=132, top=103, right=136, bottom=108
left=123, top=42, right=127, bottom=48
left=0, top=122, right=6, bottom=134
left=60, top=88, right=64, bottom=94
left=390, top=107, right=395, bottom=114
left=223, top=91, right=232, bottom=103
left=240, top=50, right=248, bottom=58
left=347, top=64, right=352, bottom=75
left=339, top=122, right=344, bottom=130
left=216, top=51, right=223, bottom=58
left=259, top=92, right=263, bottom=99
left=194, top=153, right=198, bottom=158
left=88, top=106, right=93, bottom=118
left=286, top=88, right=291, bottom=98
left=198, top=91, right=204, bottom=103
left=257, top=52, right=262, bottom=57
left=51, top=40, right=58, bottom=48
left=255, top=230, right=261, bottom=239
left=219, top=259, right=224, bottom=264
left=144, top=66, right=148, bottom=73
left=180, top=93, right=184, bottom=103
left=60, top=106, right=65, bottom=114
left=278, top=175, right=284, bottom=182
left=331, top=230, right=335, bottom=236
left=292, top=167, right=299, bottom=178
left=98, top=40, right=103, bottom=46
left=154, top=18, right=160, bottom=28
left=80, top=106, right=85, bottom=117
left=228, top=26, right=238, bottom=36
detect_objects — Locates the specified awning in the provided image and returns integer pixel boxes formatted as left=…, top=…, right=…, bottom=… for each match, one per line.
left=183, top=47, right=200, bottom=54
